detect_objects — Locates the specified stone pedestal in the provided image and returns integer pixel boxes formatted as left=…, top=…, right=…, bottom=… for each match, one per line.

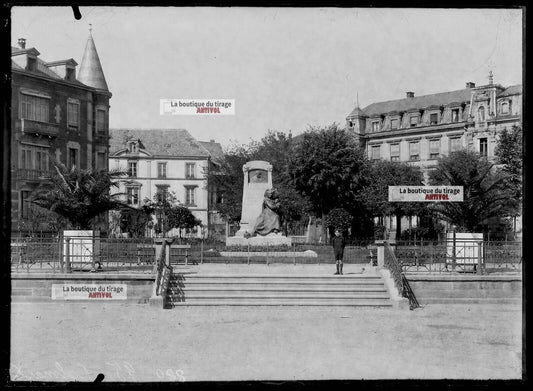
left=226, top=232, right=292, bottom=247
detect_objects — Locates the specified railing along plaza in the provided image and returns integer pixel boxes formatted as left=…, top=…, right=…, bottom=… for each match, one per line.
left=394, top=240, right=522, bottom=274
left=11, top=236, right=156, bottom=273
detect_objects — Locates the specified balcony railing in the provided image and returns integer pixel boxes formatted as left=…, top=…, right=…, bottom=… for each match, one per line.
left=16, top=169, right=51, bottom=180
left=15, top=119, right=60, bottom=137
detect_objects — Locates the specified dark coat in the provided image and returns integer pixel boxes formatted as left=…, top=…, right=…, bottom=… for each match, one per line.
left=331, top=236, right=346, bottom=259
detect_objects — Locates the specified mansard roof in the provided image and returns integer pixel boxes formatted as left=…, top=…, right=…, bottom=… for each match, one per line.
left=361, top=88, right=472, bottom=117
left=351, top=83, right=522, bottom=118
left=498, top=84, right=522, bottom=98
left=109, top=129, right=221, bottom=159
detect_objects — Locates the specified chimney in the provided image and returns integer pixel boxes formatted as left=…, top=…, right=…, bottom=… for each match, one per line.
left=210, top=139, right=215, bottom=143
left=466, top=82, right=475, bottom=88
left=18, top=38, right=26, bottom=49
left=406, top=91, right=414, bottom=98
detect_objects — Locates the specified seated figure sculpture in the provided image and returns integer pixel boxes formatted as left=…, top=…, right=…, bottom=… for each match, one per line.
left=249, top=187, right=281, bottom=236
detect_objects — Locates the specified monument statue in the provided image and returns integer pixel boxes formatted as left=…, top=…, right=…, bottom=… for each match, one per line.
left=226, top=160, right=291, bottom=246
left=250, top=188, right=281, bottom=236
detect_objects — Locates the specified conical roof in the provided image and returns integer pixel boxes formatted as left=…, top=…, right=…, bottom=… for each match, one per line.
left=78, top=33, right=109, bottom=92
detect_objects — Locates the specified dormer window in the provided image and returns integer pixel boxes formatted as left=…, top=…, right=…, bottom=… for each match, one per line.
left=410, top=116, right=418, bottom=127
left=371, top=121, right=380, bottom=132
left=451, top=109, right=460, bottom=123
left=430, top=113, right=438, bottom=125
left=500, top=101, right=510, bottom=115
left=27, top=57, right=37, bottom=72
left=128, top=141, right=139, bottom=153
left=478, top=106, right=485, bottom=122
left=390, top=118, right=399, bottom=130
left=66, top=67, right=75, bottom=81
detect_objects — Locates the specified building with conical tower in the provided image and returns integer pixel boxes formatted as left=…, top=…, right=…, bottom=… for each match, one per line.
left=11, top=32, right=112, bottom=235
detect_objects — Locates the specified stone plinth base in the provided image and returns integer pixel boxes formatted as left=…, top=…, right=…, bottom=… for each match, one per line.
left=226, top=233, right=292, bottom=247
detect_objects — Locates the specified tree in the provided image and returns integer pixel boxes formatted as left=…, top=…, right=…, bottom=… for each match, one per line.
left=253, top=131, right=312, bottom=235
left=357, top=160, right=425, bottom=238
left=288, top=123, right=367, bottom=238
left=495, top=125, right=522, bottom=214
left=146, top=192, right=201, bottom=237
left=206, top=142, right=253, bottom=224
left=324, top=208, right=352, bottom=237
left=119, top=204, right=154, bottom=238
left=30, top=163, right=127, bottom=230
left=206, top=131, right=312, bottom=234
left=428, top=150, right=516, bottom=232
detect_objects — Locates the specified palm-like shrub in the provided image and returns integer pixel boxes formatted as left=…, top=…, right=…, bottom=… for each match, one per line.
left=30, top=163, right=127, bottom=230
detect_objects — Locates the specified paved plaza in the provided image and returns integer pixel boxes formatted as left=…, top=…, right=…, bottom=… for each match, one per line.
left=10, top=300, right=522, bottom=382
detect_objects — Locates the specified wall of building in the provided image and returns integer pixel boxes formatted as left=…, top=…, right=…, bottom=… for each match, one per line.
left=11, top=72, right=110, bottom=234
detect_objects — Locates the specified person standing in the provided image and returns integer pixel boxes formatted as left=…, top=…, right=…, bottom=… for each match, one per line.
left=331, top=229, right=346, bottom=275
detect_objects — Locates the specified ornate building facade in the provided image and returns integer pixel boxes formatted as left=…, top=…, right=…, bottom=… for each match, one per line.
left=346, top=76, right=522, bottom=237
left=11, top=34, right=111, bottom=234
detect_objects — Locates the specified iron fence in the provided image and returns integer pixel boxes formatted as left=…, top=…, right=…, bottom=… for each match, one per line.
left=11, top=236, right=522, bottom=274
left=11, top=236, right=156, bottom=273
left=394, top=240, right=522, bottom=274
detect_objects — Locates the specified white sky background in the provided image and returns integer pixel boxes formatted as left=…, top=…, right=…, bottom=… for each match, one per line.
left=11, top=7, right=523, bottom=148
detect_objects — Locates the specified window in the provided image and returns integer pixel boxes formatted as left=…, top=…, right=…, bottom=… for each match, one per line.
left=158, top=163, right=167, bottom=178
left=430, top=113, right=438, bottom=125
left=35, top=148, right=48, bottom=171
left=126, top=187, right=140, bottom=205
left=20, top=190, right=31, bottom=219
left=450, top=137, right=462, bottom=152
left=20, top=145, right=49, bottom=173
left=186, top=163, right=196, bottom=178
left=185, top=186, right=196, bottom=206
left=370, top=145, right=381, bottom=161
left=68, top=147, right=79, bottom=169
left=156, top=185, right=169, bottom=202
left=429, top=139, right=440, bottom=159
left=478, top=106, right=485, bottom=122
left=127, top=162, right=137, bottom=177
left=67, top=101, right=80, bottom=129
left=96, top=109, right=106, bottom=134
left=96, top=152, right=106, bottom=170
left=66, top=68, right=75, bottom=81
left=371, top=121, right=380, bottom=132
left=390, top=144, right=400, bottom=161
left=500, top=102, right=509, bottom=115
left=451, top=109, right=459, bottom=123
left=410, top=116, right=418, bottom=127
left=20, top=145, right=33, bottom=169
left=479, top=138, right=488, bottom=157
left=390, top=118, right=399, bottom=129
left=20, top=93, right=49, bottom=122
left=409, top=142, right=420, bottom=161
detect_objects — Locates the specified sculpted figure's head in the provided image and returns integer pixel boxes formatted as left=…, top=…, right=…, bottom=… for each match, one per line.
left=264, top=187, right=278, bottom=199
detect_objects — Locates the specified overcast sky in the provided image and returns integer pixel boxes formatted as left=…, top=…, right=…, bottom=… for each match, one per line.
left=11, top=6, right=523, bottom=148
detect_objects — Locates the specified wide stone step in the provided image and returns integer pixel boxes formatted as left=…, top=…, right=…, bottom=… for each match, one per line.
left=169, top=286, right=388, bottom=293
left=168, top=291, right=390, bottom=299
left=164, top=272, right=392, bottom=308
left=171, top=276, right=382, bottom=284
left=170, top=299, right=393, bottom=307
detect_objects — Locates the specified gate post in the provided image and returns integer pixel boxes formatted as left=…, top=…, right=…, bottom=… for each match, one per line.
left=375, top=240, right=385, bottom=267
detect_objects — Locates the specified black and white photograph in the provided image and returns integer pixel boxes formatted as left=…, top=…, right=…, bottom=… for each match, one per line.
left=4, top=5, right=524, bottom=384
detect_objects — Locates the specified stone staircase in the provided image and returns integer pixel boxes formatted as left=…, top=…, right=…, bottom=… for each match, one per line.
left=165, top=272, right=393, bottom=307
